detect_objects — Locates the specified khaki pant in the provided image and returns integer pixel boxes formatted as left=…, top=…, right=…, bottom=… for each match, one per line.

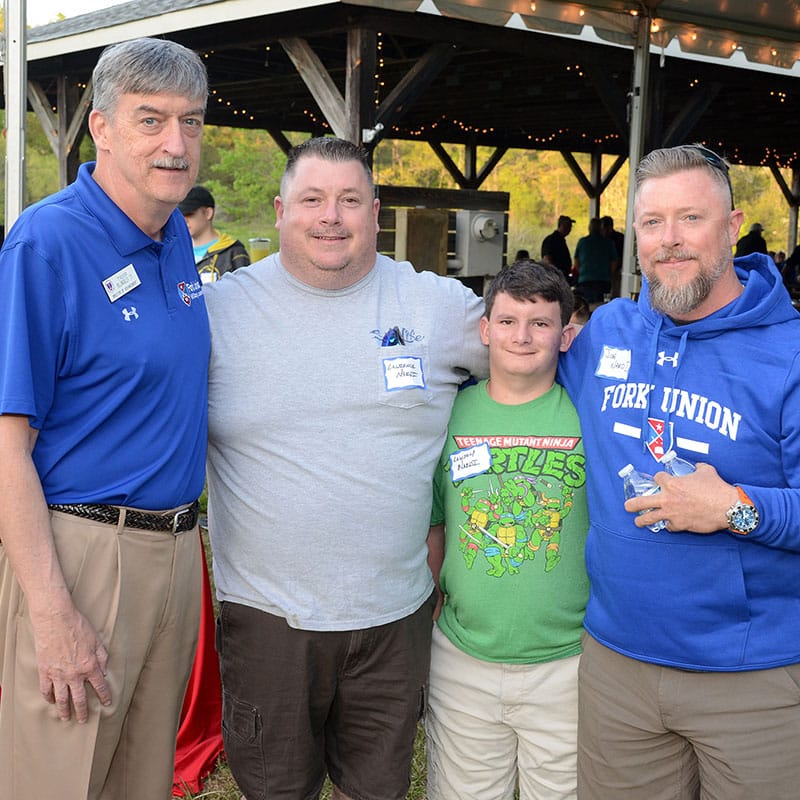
left=0, top=510, right=202, bottom=800
left=427, top=625, right=579, bottom=800
left=578, top=633, right=800, bottom=800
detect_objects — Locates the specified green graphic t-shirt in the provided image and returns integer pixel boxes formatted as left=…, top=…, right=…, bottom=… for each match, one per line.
left=432, top=380, right=589, bottom=664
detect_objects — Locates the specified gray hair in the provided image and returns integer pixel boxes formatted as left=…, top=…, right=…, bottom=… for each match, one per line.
left=281, top=137, right=374, bottom=197
left=92, top=38, right=208, bottom=117
left=635, top=143, right=734, bottom=210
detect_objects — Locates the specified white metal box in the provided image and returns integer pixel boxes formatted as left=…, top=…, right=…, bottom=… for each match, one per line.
left=453, top=210, right=505, bottom=276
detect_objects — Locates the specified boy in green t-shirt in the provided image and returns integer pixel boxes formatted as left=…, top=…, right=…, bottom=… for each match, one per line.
left=426, top=261, right=589, bottom=800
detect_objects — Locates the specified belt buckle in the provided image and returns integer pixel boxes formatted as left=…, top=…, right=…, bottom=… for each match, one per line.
left=171, top=505, right=192, bottom=533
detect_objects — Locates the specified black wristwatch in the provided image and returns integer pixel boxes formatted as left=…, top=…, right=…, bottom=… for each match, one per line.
left=726, top=486, right=759, bottom=535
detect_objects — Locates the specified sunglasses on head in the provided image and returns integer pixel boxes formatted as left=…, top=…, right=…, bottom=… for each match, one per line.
left=689, top=144, right=734, bottom=209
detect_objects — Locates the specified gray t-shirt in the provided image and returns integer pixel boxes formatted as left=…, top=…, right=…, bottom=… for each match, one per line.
left=204, top=253, right=488, bottom=630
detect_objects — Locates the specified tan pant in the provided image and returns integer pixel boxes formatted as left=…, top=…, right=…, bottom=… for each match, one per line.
left=427, top=625, right=579, bottom=800
left=0, top=510, right=202, bottom=800
left=578, top=633, right=800, bottom=800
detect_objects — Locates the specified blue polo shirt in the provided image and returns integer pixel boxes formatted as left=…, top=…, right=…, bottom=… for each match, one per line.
left=0, top=162, right=209, bottom=508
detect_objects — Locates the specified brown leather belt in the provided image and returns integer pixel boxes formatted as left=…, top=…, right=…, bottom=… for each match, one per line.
left=48, top=500, right=200, bottom=533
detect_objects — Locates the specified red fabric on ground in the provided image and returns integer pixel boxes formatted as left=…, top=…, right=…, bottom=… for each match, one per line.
left=172, top=533, right=225, bottom=797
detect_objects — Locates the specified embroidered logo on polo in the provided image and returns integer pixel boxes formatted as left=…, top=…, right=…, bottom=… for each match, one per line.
left=178, top=281, right=192, bottom=306
left=122, top=307, right=139, bottom=321
left=177, top=279, right=203, bottom=307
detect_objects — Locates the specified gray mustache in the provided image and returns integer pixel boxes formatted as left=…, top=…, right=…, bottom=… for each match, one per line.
left=151, top=157, right=190, bottom=170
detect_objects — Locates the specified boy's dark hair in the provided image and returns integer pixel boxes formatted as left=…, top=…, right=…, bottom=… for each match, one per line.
left=484, top=261, right=574, bottom=326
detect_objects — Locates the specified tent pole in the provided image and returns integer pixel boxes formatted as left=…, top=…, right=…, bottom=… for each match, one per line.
left=620, top=10, right=651, bottom=299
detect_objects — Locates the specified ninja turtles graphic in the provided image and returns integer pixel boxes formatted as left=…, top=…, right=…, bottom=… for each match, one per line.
left=451, top=444, right=584, bottom=578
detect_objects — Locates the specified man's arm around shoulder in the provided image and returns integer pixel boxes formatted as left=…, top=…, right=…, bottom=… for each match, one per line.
left=0, top=414, right=110, bottom=723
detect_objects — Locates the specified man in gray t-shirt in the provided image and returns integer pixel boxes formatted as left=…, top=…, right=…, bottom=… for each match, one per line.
left=204, top=137, right=488, bottom=800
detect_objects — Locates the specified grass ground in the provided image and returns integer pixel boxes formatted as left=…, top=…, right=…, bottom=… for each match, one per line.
left=185, top=724, right=428, bottom=799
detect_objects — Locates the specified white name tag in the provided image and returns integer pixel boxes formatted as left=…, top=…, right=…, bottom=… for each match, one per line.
left=383, top=356, right=426, bottom=391
left=596, top=345, right=631, bottom=381
left=102, top=264, right=141, bottom=303
left=450, top=443, right=492, bottom=482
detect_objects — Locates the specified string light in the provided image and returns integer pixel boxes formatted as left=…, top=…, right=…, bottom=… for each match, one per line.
left=192, top=46, right=796, bottom=168
left=375, top=32, right=384, bottom=108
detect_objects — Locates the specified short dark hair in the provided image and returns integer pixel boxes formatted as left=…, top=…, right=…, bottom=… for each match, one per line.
left=484, top=261, right=574, bottom=326
left=281, top=136, right=374, bottom=196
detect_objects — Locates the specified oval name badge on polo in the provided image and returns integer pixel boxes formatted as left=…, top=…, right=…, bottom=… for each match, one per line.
left=382, top=355, right=426, bottom=391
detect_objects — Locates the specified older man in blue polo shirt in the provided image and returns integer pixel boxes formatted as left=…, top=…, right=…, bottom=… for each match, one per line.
left=0, top=38, right=209, bottom=800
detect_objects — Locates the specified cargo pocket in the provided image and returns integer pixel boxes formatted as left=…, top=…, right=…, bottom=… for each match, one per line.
left=221, top=692, right=266, bottom=800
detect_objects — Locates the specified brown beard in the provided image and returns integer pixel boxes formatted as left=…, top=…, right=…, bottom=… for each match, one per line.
left=644, top=249, right=729, bottom=318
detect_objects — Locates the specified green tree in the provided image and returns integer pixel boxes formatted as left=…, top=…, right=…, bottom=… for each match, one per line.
left=1, top=112, right=795, bottom=257
left=196, top=126, right=292, bottom=246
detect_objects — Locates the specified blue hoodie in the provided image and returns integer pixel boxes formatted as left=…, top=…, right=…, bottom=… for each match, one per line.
left=559, top=254, right=800, bottom=671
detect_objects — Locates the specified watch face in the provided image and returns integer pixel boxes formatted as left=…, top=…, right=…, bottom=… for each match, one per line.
left=728, top=502, right=759, bottom=533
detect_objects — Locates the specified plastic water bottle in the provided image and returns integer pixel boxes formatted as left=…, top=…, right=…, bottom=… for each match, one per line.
left=660, top=449, right=696, bottom=476
left=618, top=463, right=666, bottom=532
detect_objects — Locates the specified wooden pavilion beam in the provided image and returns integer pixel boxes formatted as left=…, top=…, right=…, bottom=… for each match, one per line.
left=428, top=140, right=508, bottom=190
left=371, top=42, right=457, bottom=148
left=27, top=77, right=92, bottom=188
left=279, top=36, right=349, bottom=139
left=345, top=27, right=377, bottom=147
left=661, top=82, right=722, bottom=148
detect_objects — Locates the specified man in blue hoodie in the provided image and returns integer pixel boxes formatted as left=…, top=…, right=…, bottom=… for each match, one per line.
left=559, top=144, right=800, bottom=799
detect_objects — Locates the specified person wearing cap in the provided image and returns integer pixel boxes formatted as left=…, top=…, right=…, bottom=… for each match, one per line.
left=734, top=221, right=768, bottom=257
left=541, top=214, right=576, bottom=282
left=180, top=185, right=250, bottom=282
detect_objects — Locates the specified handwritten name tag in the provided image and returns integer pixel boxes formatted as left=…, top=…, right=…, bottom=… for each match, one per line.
left=450, top=443, right=492, bottom=482
left=383, top=356, right=426, bottom=391
left=595, top=345, right=631, bottom=381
